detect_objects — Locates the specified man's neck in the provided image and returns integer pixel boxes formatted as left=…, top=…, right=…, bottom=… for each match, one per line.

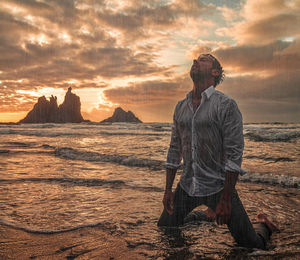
left=192, top=79, right=214, bottom=100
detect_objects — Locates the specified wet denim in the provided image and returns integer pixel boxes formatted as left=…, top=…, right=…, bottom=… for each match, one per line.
left=158, top=184, right=270, bottom=249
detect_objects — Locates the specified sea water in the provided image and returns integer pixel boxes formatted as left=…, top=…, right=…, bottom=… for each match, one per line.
left=0, top=122, right=299, bottom=258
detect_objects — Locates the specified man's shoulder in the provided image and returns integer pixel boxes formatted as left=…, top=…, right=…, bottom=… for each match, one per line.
left=213, top=90, right=231, bottom=100
left=175, top=95, right=189, bottom=109
left=213, top=90, right=237, bottom=105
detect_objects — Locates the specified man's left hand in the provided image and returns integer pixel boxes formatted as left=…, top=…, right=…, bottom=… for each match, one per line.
left=215, top=172, right=238, bottom=225
left=215, top=196, right=232, bottom=225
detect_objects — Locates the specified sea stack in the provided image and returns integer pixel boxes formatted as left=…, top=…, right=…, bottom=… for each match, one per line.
left=57, top=87, right=84, bottom=123
left=101, top=107, right=142, bottom=123
left=19, top=87, right=84, bottom=123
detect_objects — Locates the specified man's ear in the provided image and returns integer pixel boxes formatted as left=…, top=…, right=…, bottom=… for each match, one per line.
left=211, top=69, right=220, bottom=77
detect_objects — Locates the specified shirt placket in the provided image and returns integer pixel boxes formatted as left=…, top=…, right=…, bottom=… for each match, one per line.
left=190, top=93, right=206, bottom=195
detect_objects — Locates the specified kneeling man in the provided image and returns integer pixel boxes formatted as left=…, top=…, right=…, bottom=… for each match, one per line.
left=158, top=54, right=278, bottom=249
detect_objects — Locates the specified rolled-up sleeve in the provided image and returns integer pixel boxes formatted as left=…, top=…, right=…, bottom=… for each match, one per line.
left=165, top=105, right=182, bottom=169
left=221, top=99, right=247, bottom=175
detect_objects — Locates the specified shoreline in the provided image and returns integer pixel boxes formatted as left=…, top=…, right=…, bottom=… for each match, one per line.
left=1, top=181, right=300, bottom=259
left=0, top=223, right=141, bottom=259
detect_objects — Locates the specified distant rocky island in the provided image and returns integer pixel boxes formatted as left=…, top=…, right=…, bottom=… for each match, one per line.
left=19, top=87, right=84, bottom=123
left=101, top=107, right=142, bottom=123
left=18, top=88, right=142, bottom=124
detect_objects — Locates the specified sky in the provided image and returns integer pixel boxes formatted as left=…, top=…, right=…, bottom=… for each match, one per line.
left=0, top=0, right=299, bottom=123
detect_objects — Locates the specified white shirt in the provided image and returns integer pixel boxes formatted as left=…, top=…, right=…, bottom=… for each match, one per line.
left=166, top=86, right=247, bottom=197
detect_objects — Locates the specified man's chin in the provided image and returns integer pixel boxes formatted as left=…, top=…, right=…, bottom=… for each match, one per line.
left=190, top=71, right=210, bottom=83
left=190, top=73, right=202, bottom=82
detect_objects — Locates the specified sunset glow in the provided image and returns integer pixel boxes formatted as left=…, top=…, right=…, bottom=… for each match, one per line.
left=0, top=0, right=299, bottom=123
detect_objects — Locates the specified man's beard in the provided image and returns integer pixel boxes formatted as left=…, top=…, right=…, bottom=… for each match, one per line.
left=190, top=68, right=211, bottom=83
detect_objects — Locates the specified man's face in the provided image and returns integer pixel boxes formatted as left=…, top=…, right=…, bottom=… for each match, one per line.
left=190, top=54, right=214, bottom=82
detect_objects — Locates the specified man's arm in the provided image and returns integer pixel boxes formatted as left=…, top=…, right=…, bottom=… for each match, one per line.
left=215, top=171, right=238, bottom=225
left=216, top=99, right=246, bottom=225
left=163, top=104, right=182, bottom=215
left=163, top=168, right=177, bottom=215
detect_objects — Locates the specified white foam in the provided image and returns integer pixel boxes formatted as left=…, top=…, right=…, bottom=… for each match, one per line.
left=240, top=172, right=300, bottom=188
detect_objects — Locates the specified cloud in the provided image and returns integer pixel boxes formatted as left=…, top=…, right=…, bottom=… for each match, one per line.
left=212, top=40, right=300, bottom=73
left=0, top=0, right=187, bottom=89
left=218, top=0, right=300, bottom=44
left=239, top=99, right=300, bottom=123
left=217, top=6, right=241, bottom=22
left=239, top=13, right=300, bottom=44
left=0, top=0, right=299, bottom=123
left=220, top=71, right=300, bottom=101
left=0, top=87, right=37, bottom=113
left=104, top=75, right=191, bottom=105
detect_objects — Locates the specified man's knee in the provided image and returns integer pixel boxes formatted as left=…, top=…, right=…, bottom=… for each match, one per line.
left=157, top=209, right=182, bottom=227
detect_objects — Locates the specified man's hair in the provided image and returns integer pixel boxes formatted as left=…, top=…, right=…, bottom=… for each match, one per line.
left=203, top=54, right=225, bottom=86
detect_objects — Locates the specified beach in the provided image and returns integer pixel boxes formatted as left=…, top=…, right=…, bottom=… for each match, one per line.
left=0, top=223, right=142, bottom=259
left=0, top=122, right=299, bottom=259
left=1, top=181, right=299, bottom=259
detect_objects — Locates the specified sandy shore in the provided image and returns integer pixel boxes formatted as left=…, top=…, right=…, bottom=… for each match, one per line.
left=0, top=223, right=142, bottom=259
left=1, top=183, right=300, bottom=259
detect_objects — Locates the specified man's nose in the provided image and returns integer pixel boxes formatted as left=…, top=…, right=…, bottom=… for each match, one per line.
left=193, top=59, right=198, bottom=65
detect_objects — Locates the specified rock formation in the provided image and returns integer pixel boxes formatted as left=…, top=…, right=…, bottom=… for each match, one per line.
left=57, top=87, right=84, bottom=123
left=19, top=87, right=84, bottom=123
left=101, top=107, right=142, bottom=123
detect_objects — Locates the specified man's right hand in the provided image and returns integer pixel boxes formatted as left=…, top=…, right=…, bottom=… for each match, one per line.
left=163, top=190, right=174, bottom=215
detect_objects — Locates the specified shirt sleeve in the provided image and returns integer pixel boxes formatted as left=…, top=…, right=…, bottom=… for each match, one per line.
left=221, top=99, right=247, bottom=175
left=165, top=104, right=182, bottom=169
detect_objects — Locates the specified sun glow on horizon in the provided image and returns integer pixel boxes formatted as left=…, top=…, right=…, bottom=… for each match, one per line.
left=0, top=112, right=27, bottom=123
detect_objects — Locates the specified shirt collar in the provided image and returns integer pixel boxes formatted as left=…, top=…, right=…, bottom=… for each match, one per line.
left=187, top=85, right=215, bottom=101
left=204, top=85, right=215, bottom=99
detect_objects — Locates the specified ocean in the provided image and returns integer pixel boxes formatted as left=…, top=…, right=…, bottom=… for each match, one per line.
left=0, top=122, right=299, bottom=259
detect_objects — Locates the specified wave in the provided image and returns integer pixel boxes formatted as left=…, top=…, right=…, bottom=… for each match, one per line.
left=0, top=177, right=164, bottom=193
left=0, top=129, right=83, bottom=137
left=3, top=141, right=32, bottom=147
left=239, top=172, right=300, bottom=188
left=244, top=131, right=300, bottom=142
left=97, top=131, right=167, bottom=136
left=1, top=123, right=63, bottom=129
left=0, top=219, right=120, bottom=234
left=0, top=150, right=53, bottom=155
left=55, top=147, right=164, bottom=169
left=0, top=128, right=169, bottom=138
left=0, top=177, right=125, bottom=187
left=243, top=155, right=295, bottom=162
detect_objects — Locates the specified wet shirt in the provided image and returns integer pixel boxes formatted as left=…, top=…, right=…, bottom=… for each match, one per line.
left=166, top=86, right=247, bottom=197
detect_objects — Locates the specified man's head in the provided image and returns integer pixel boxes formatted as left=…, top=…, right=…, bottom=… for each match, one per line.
left=190, top=54, right=224, bottom=87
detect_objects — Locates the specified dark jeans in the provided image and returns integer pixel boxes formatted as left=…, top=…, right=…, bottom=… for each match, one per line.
left=157, top=184, right=270, bottom=249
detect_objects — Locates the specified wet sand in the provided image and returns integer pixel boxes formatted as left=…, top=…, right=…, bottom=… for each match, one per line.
left=0, top=223, right=140, bottom=259
left=155, top=182, right=300, bottom=259
left=1, top=182, right=300, bottom=259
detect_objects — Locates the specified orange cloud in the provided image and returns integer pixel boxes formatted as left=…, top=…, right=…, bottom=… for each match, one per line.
left=0, top=0, right=299, bottom=123
left=217, top=0, right=300, bottom=44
